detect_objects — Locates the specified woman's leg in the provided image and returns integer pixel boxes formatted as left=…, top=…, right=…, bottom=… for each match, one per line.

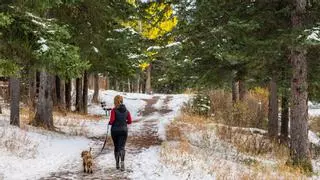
left=119, top=130, right=128, bottom=171
left=111, top=131, right=120, bottom=169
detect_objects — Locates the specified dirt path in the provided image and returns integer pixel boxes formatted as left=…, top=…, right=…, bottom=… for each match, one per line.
left=39, top=95, right=172, bottom=180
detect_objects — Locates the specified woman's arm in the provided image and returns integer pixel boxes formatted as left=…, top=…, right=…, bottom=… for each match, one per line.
left=109, top=109, right=116, bottom=125
left=127, top=111, right=132, bottom=124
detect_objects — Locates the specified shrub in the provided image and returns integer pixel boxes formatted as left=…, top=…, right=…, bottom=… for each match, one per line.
left=182, top=92, right=211, bottom=117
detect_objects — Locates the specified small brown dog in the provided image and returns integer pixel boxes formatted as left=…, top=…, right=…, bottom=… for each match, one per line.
left=81, top=148, right=93, bottom=173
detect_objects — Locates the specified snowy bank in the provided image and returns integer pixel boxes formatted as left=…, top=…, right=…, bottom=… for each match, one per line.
left=0, top=122, right=90, bottom=180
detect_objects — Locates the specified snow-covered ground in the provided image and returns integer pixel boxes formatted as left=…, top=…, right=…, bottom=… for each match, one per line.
left=0, top=90, right=190, bottom=180
left=0, top=117, right=91, bottom=180
left=1, top=90, right=320, bottom=180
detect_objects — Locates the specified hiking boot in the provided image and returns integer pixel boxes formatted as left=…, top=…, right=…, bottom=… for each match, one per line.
left=120, top=150, right=125, bottom=171
left=120, top=161, right=125, bottom=171
left=115, top=151, right=120, bottom=169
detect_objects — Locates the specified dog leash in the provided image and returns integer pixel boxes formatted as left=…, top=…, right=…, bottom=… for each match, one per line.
left=93, top=124, right=110, bottom=160
left=101, top=124, right=110, bottom=153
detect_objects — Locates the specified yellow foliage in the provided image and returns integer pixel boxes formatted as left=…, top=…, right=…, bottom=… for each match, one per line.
left=124, top=2, right=178, bottom=69
left=146, top=51, right=157, bottom=56
left=250, top=87, right=269, bottom=101
left=139, top=62, right=149, bottom=71
left=125, top=2, right=178, bottom=40
left=127, top=0, right=136, bottom=6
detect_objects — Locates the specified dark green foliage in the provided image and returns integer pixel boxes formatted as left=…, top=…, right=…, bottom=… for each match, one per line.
left=185, top=93, right=211, bottom=116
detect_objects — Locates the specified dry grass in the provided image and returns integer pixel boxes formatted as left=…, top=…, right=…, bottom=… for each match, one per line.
left=166, top=122, right=183, bottom=141
left=310, top=116, right=320, bottom=133
left=0, top=126, right=38, bottom=158
left=183, top=89, right=268, bottom=129
left=215, top=125, right=289, bottom=159
left=19, top=106, right=103, bottom=136
left=162, top=111, right=309, bottom=179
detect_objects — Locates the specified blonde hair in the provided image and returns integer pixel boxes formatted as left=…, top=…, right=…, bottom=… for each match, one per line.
left=114, top=95, right=123, bottom=108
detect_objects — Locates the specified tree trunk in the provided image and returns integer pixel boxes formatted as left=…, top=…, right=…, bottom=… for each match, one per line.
left=146, top=63, right=152, bottom=94
left=33, top=70, right=54, bottom=130
left=136, top=74, right=140, bottom=93
left=239, top=79, right=246, bottom=101
left=76, top=77, right=83, bottom=112
left=105, top=74, right=110, bottom=90
left=92, top=73, right=99, bottom=103
left=28, top=71, right=37, bottom=110
left=10, top=77, right=20, bottom=127
left=115, top=79, right=119, bottom=91
left=60, top=79, right=66, bottom=110
left=121, top=82, right=124, bottom=92
left=83, top=71, right=88, bottom=114
left=232, top=79, right=239, bottom=104
left=52, top=76, right=57, bottom=107
left=88, top=74, right=94, bottom=89
left=55, top=76, right=61, bottom=109
left=65, top=80, right=72, bottom=111
left=128, top=79, right=131, bottom=92
left=280, top=90, right=289, bottom=143
left=289, top=0, right=312, bottom=172
left=268, top=76, right=279, bottom=139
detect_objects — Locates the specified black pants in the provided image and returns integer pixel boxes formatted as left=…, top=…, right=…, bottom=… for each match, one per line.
left=111, top=130, right=128, bottom=153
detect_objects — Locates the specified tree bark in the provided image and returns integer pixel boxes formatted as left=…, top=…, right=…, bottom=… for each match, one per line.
left=128, top=79, right=131, bottom=92
left=146, top=63, right=152, bottom=94
left=105, top=74, right=110, bottom=90
left=136, top=74, right=140, bottom=93
left=33, top=70, right=54, bottom=130
left=88, top=74, right=94, bottom=89
left=52, top=76, right=57, bottom=107
left=55, top=76, right=61, bottom=109
left=28, top=71, right=37, bottom=110
left=239, top=79, right=246, bottom=101
left=83, top=71, right=88, bottom=114
left=92, top=73, right=99, bottom=103
left=76, top=77, right=83, bottom=112
left=65, top=80, right=72, bottom=111
left=10, top=77, right=20, bottom=127
left=115, top=79, right=119, bottom=91
left=60, top=79, right=66, bottom=110
left=268, top=76, right=279, bottom=139
left=280, top=90, right=289, bottom=143
left=232, top=79, right=239, bottom=104
left=289, top=0, right=312, bottom=172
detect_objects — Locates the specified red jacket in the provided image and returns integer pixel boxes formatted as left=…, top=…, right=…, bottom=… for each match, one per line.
left=109, top=108, right=132, bottom=125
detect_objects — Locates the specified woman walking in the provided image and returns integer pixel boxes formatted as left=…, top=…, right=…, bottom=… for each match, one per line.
left=109, top=95, right=132, bottom=171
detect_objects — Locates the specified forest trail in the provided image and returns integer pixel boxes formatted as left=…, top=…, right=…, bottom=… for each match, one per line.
left=39, top=95, right=173, bottom=180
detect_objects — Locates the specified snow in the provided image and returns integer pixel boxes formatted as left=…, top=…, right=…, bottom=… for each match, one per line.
left=156, top=94, right=190, bottom=140
left=309, top=131, right=320, bottom=146
left=37, top=37, right=49, bottom=52
left=147, top=46, right=162, bottom=51
left=2, top=89, right=320, bottom=179
left=128, top=53, right=141, bottom=59
left=87, top=90, right=151, bottom=120
left=31, top=19, right=47, bottom=28
left=306, top=28, right=320, bottom=42
left=310, top=109, right=320, bottom=117
left=0, top=121, right=90, bottom=180
left=87, top=90, right=190, bottom=140
left=309, top=102, right=320, bottom=117
left=93, top=46, right=99, bottom=53
left=39, top=44, right=49, bottom=52
left=165, top=42, right=181, bottom=48
left=26, top=12, right=42, bottom=20
left=128, top=147, right=182, bottom=180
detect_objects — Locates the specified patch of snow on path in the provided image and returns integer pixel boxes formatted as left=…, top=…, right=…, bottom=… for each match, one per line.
left=0, top=124, right=90, bottom=180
